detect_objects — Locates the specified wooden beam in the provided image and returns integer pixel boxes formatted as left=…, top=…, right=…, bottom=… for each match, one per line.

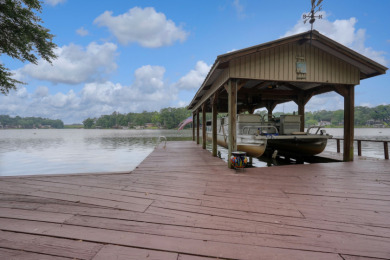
left=212, top=93, right=218, bottom=157
left=227, top=79, right=237, bottom=168
left=294, top=93, right=312, bottom=132
left=266, top=101, right=278, bottom=121
left=239, top=89, right=299, bottom=96
left=202, top=103, right=207, bottom=149
left=237, top=80, right=247, bottom=92
left=196, top=109, right=200, bottom=145
left=298, top=102, right=305, bottom=132
left=343, top=85, right=355, bottom=161
left=192, top=113, right=195, bottom=141
left=192, top=74, right=229, bottom=112
left=223, top=82, right=229, bottom=93
left=333, top=85, right=349, bottom=97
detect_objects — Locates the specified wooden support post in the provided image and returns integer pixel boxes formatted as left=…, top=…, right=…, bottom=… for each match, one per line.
left=337, top=139, right=340, bottom=153
left=357, top=140, right=362, bottom=156
left=343, top=85, right=355, bottom=162
left=298, top=102, right=305, bottom=132
left=267, top=110, right=273, bottom=121
left=333, top=84, right=355, bottom=161
left=196, top=110, right=200, bottom=145
left=294, top=94, right=312, bottom=132
left=202, top=104, right=206, bottom=149
left=266, top=102, right=277, bottom=121
left=192, top=113, right=195, bottom=141
left=211, top=93, right=218, bottom=157
left=227, top=80, right=237, bottom=168
left=384, top=142, right=389, bottom=160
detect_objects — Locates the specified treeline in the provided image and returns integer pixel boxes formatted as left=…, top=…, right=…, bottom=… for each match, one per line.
left=83, top=104, right=390, bottom=129
left=0, top=115, right=64, bottom=129
left=83, top=107, right=192, bottom=129
left=257, top=104, right=390, bottom=127
left=305, top=105, right=390, bottom=126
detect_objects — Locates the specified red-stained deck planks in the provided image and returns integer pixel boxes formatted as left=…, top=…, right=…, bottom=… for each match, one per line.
left=0, top=141, right=389, bottom=259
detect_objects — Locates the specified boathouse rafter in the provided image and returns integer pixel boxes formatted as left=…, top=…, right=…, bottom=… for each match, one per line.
left=189, top=30, right=387, bottom=165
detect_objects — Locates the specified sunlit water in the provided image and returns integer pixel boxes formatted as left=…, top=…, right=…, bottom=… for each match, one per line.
left=0, top=129, right=191, bottom=176
left=0, top=128, right=389, bottom=176
left=324, top=128, right=390, bottom=158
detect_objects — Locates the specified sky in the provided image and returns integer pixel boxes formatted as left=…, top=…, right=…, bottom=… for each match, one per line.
left=1, top=0, right=389, bottom=124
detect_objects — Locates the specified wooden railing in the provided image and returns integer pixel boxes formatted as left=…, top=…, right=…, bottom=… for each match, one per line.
left=332, top=138, right=389, bottom=159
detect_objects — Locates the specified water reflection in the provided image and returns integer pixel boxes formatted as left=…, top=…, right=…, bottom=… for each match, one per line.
left=0, top=130, right=65, bottom=153
left=0, top=129, right=191, bottom=176
left=0, top=128, right=388, bottom=176
left=324, top=128, right=390, bottom=158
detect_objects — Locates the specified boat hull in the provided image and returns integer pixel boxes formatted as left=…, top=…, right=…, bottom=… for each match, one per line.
left=266, top=136, right=328, bottom=156
left=206, top=133, right=266, bottom=158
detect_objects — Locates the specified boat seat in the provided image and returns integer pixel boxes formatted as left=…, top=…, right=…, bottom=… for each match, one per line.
left=291, top=131, right=307, bottom=135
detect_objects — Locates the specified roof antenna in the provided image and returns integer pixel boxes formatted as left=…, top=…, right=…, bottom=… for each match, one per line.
left=303, top=0, right=323, bottom=43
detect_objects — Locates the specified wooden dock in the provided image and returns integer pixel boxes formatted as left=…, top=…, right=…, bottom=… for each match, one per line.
left=1, top=141, right=390, bottom=259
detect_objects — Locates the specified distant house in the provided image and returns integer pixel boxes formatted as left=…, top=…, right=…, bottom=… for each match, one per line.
left=318, top=121, right=331, bottom=126
left=39, top=125, right=52, bottom=129
left=145, top=123, right=155, bottom=128
left=366, top=119, right=384, bottom=127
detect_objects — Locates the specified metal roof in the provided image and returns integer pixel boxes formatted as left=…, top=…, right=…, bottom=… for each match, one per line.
left=188, top=30, right=387, bottom=111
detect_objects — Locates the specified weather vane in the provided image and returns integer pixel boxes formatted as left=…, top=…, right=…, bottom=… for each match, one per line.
left=303, top=0, right=323, bottom=31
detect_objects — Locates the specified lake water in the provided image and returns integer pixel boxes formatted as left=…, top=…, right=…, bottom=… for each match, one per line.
left=0, top=129, right=192, bottom=176
left=0, top=128, right=389, bottom=176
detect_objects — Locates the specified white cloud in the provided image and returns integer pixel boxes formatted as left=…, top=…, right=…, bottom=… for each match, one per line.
left=177, top=100, right=189, bottom=108
left=232, top=0, right=245, bottom=18
left=174, top=61, right=212, bottom=90
left=305, top=92, right=344, bottom=111
left=34, top=86, right=49, bottom=98
left=17, top=42, right=118, bottom=84
left=94, top=7, right=188, bottom=48
left=271, top=93, right=344, bottom=114
left=0, top=60, right=208, bottom=123
left=359, top=102, right=373, bottom=108
left=45, top=0, right=66, bottom=6
left=1, top=64, right=183, bottom=123
left=284, top=11, right=387, bottom=65
left=0, top=86, right=80, bottom=121
left=133, top=65, right=166, bottom=94
left=76, top=27, right=89, bottom=36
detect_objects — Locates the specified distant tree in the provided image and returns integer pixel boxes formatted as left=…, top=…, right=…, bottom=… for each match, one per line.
left=83, top=118, right=94, bottom=129
left=0, top=115, right=63, bottom=128
left=305, top=119, right=318, bottom=127
left=0, top=0, right=57, bottom=94
left=331, top=110, right=343, bottom=125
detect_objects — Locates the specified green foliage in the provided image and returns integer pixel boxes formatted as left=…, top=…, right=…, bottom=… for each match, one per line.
left=64, top=124, right=83, bottom=129
left=257, top=105, right=390, bottom=127
left=83, top=107, right=192, bottom=129
left=82, top=118, right=94, bottom=129
left=0, top=115, right=64, bottom=128
left=369, top=105, right=390, bottom=121
left=81, top=104, right=390, bottom=129
left=0, top=0, right=57, bottom=94
left=303, top=105, right=390, bottom=127
left=305, top=119, right=318, bottom=127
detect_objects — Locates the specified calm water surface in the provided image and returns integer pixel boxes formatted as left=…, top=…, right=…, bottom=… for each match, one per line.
left=0, top=129, right=191, bottom=176
left=0, top=128, right=389, bottom=176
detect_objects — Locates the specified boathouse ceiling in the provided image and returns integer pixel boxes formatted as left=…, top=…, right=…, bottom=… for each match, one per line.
left=188, top=30, right=387, bottom=113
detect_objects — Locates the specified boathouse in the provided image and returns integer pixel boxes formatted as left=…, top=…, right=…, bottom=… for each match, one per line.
left=188, top=30, right=387, bottom=167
